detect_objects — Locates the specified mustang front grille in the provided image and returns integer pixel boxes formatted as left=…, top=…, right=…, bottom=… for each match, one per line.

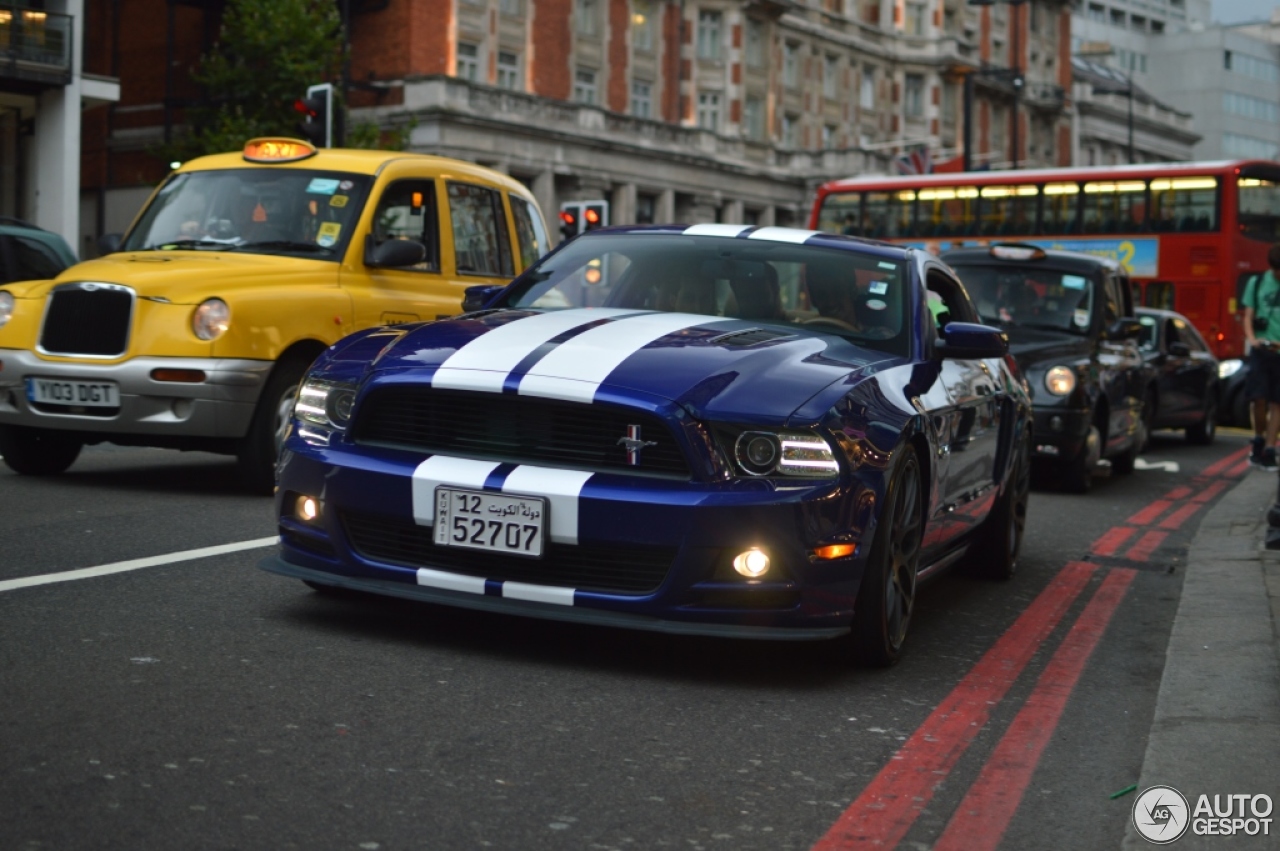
left=40, top=284, right=133, bottom=357
left=340, top=511, right=675, bottom=595
left=351, top=387, right=691, bottom=477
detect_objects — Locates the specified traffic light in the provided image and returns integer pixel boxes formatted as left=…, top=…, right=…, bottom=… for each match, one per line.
left=583, top=202, right=608, bottom=232
left=294, top=83, right=333, bottom=147
left=558, top=200, right=609, bottom=243
left=559, top=208, right=579, bottom=242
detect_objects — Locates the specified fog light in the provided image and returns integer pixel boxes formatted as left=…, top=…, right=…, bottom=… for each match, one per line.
left=733, top=549, right=770, bottom=578
left=296, top=495, right=321, bottom=523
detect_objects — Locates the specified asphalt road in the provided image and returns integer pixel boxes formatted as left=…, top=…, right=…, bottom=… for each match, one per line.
left=0, top=433, right=1254, bottom=850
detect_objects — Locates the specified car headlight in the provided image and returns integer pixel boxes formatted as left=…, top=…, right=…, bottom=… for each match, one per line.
left=192, top=298, right=230, bottom=341
left=0, top=291, right=13, bottom=328
left=732, top=430, right=840, bottom=477
left=1044, top=366, right=1077, bottom=396
left=294, top=377, right=358, bottom=434
left=1220, top=358, right=1243, bottom=379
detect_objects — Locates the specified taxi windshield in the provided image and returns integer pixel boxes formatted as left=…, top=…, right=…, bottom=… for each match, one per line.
left=121, top=168, right=373, bottom=258
left=958, top=265, right=1095, bottom=335
left=503, top=233, right=910, bottom=355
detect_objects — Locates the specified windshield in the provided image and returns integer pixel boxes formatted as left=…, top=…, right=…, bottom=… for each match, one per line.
left=503, top=233, right=911, bottom=355
left=121, top=168, right=373, bottom=258
left=1137, top=314, right=1159, bottom=350
left=954, top=264, right=1096, bottom=335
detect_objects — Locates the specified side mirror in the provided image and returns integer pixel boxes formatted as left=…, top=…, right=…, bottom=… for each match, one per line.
left=97, top=233, right=122, bottom=255
left=1168, top=341, right=1191, bottom=358
left=366, top=235, right=427, bottom=268
left=461, top=284, right=506, bottom=314
left=1108, top=318, right=1144, bottom=340
left=935, top=322, right=1008, bottom=359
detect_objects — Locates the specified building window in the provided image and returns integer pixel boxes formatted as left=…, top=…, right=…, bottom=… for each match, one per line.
left=577, top=0, right=599, bottom=36
left=456, top=42, right=480, bottom=81
left=631, top=79, right=653, bottom=118
left=860, top=65, right=875, bottom=109
left=904, top=73, right=924, bottom=118
left=822, top=124, right=837, bottom=149
left=744, top=95, right=765, bottom=140
left=500, top=0, right=521, bottom=15
left=497, top=51, right=522, bottom=90
left=823, top=55, right=838, bottom=99
left=745, top=19, right=765, bottom=68
left=574, top=68, right=598, bottom=104
left=782, top=113, right=799, bottom=147
left=1088, top=3, right=1105, bottom=22
left=905, top=1, right=926, bottom=35
left=697, top=90, right=721, bottom=130
left=633, top=0, right=655, bottom=51
left=697, top=10, right=723, bottom=60
left=783, top=42, right=800, bottom=88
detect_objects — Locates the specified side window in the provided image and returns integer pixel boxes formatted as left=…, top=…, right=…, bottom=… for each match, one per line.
left=509, top=195, right=549, bottom=271
left=1101, top=274, right=1122, bottom=326
left=11, top=236, right=68, bottom=280
left=447, top=182, right=514, bottom=277
left=926, top=270, right=976, bottom=333
left=370, top=180, right=440, bottom=273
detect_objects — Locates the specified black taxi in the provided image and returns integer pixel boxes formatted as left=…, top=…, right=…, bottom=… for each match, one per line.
left=944, top=244, right=1153, bottom=493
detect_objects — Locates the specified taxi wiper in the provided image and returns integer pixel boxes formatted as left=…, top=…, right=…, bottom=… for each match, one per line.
left=147, top=239, right=236, bottom=251
left=236, top=240, right=333, bottom=254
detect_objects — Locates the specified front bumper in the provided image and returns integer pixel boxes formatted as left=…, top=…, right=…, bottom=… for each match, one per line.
left=1030, top=405, right=1090, bottom=459
left=265, top=439, right=873, bottom=639
left=0, top=348, right=272, bottom=439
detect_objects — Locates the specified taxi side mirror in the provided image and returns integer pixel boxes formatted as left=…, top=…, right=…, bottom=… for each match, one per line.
left=365, top=235, right=427, bottom=268
left=1168, top=341, right=1191, bottom=358
left=1108, top=318, right=1144, bottom=340
left=97, top=233, right=122, bottom=255
left=935, top=322, right=1008, bottom=359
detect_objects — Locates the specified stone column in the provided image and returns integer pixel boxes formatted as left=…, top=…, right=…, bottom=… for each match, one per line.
left=656, top=188, right=676, bottom=225
left=532, top=169, right=556, bottom=228
left=721, top=199, right=744, bottom=224
left=610, top=183, right=637, bottom=226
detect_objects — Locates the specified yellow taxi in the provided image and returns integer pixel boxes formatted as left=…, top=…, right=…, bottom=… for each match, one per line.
left=0, top=139, right=549, bottom=491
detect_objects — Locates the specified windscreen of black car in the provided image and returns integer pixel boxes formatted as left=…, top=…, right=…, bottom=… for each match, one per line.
left=504, top=234, right=911, bottom=355
left=955, top=264, right=1095, bottom=335
left=121, top=168, right=373, bottom=258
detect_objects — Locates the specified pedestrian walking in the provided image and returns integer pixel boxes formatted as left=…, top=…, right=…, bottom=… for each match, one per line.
left=1242, top=243, right=1280, bottom=470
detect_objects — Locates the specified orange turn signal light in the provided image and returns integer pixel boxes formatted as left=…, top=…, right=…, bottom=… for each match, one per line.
left=812, top=543, right=856, bottom=560
left=150, top=368, right=207, bottom=383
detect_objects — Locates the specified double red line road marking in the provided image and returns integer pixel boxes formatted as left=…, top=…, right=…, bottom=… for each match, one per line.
left=813, top=444, right=1252, bottom=850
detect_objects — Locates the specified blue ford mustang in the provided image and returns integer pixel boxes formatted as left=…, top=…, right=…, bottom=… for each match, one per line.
left=260, top=224, right=1032, bottom=665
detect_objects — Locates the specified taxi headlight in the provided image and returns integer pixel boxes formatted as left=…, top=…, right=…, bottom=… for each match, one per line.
left=192, top=298, right=230, bottom=341
left=0, top=291, right=13, bottom=328
left=733, top=430, right=840, bottom=477
left=295, top=377, right=357, bottom=431
left=1219, top=358, right=1243, bottom=380
left=1044, top=366, right=1077, bottom=396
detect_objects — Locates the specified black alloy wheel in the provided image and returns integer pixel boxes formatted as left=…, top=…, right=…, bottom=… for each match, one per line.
left=967, top=437, right=1031, bottom=580
left=237, top=357, right=309, bottom=494
left=851, top=444, right=924, bottom=667
left=1060, top=423, right=1101, bottom=494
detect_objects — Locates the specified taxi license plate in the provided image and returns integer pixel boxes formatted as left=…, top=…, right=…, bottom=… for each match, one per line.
left=27, top=377, right=121, bottom=408
left=433, top=487, right=546, bottom=558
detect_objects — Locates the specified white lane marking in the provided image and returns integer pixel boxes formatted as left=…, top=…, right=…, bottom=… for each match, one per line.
left=747, top=226, right=819, bottom=244
left=432, top=308, right=644, bottom=393
left=1135, top=458, right=1180, bottom=472
left=503, top=581, right=575, bottom=606
left=0, top=537, right=279, bottom=594
left=518, top=312, right=725, bottom=403
left=417, top=567, right=487, bottom=595
left=411, top=456, right=503, bottom=526
left=501, top=466, right=594, bottom=545
left=683, top=223, right=752, bottom=238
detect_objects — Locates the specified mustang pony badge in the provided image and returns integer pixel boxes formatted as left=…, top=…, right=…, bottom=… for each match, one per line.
left=618, top=425, right=658, bottom=466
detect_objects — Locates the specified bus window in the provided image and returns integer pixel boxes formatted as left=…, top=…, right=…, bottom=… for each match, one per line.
left=977, top=185, right=1038, bottom=237
left=1082, top=181, right=1146, bottom=234
left=1041, top=182, right=1080, bottom=234
left=1145, top=281, right=1175, bottom=310
left=917, top=186, right=978, bottom=237
left=818, top=191, right=864, bottom=236
left=1238, top=175, right=1280, bottom=242
left=865, top=191, right=915, bottom=239
left=1149, top=176, right=1218, bottom=233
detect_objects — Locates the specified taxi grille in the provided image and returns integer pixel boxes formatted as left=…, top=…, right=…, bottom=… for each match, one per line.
left=351, top=387, right=690, bottom=477
left=341, top=512, right=675, bottom=595
left=40, top=284, right=133, bottom=357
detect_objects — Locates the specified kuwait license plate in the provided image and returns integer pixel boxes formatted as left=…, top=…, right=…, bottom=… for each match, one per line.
left=27, top=377, right=121, bottom=408
left=433, top=487, right=547, bottom=558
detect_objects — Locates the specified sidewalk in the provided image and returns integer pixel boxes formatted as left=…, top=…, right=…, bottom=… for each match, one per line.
left=1122, top=468, right=1280, bottom=850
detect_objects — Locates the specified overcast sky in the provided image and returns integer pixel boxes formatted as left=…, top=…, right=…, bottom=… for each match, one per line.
left=1210, top=0, right=1276, bottom=23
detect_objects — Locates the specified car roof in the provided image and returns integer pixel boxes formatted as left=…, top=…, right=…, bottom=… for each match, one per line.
left=942, top=245, right=1123, bottom=274
left=1136, top=306, right=1187, bottom=320
left=579, top=223, right=923, bottom=263
left=0, top=217, right=78, bottom=264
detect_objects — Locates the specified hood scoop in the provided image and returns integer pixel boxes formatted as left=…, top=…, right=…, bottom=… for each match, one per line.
left=708, top=327, right=794, bottom=347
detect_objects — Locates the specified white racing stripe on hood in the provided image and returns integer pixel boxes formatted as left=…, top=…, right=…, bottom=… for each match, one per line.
left=411, top=456, right=503, bottom=526
left=432, top=308, right=645, bottom=393
left=501, top=465, right=595, bottom=545
left=517, top=312, right=726, bottom=403
left=682, top=223, right=753, bottom=238
left=747, top=226, right=820, bottom=244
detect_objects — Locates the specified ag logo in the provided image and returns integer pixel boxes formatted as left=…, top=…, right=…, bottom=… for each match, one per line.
left=1133, top=785, right=1190, bottom=844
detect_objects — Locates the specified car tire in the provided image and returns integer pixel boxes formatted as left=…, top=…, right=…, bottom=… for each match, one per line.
left=1113, top=393, right=1151, bottom=476
left=237, top=357, right=309, bottom=495
left=1060, top=424, right=1101, bottom=493
left=966, top=437, right=1030, bottom=581
left=1186, top=395, right=1217, bottom=446
left=851, top=444, right=924, bottom=668
left=0, top=425, right=83, bottom=476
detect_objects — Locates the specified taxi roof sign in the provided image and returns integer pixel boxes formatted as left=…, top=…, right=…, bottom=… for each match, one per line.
left=242, top=138, right=318, bottom=164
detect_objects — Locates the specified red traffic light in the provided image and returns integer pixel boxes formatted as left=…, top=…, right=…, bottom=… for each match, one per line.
left=560, top=211, right=577, bottom=225
left=294, top=98, right=319, bottom=118
left=584, top=208, right=600, bottom=225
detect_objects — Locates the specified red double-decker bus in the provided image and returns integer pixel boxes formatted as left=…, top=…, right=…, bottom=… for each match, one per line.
left=809, top=160, right=1280, bottom=359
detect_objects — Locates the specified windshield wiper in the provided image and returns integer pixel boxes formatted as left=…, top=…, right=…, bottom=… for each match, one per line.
left=145, top=239, right=238, bottom=251
left=236, top=240, right=333, bottom=254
